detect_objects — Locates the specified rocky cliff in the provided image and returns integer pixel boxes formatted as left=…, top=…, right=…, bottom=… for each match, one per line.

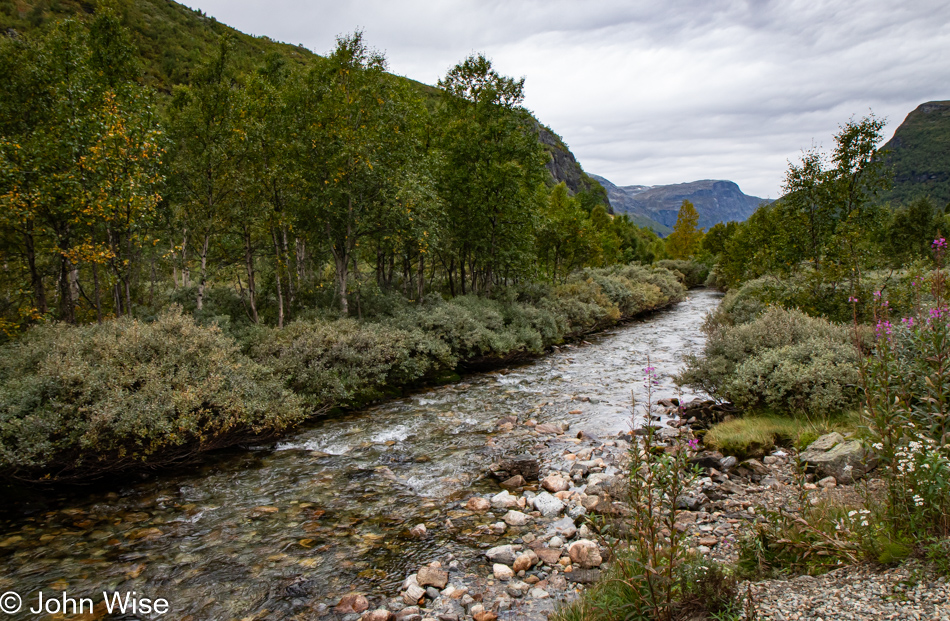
left=590, top=175, right=769, bottom=232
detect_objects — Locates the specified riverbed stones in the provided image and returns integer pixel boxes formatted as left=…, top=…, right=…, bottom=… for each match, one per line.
left=336, top=593, right=370, bottom=614
left=361, top=610, right=394, bottom=621
left=532, top=492, right=565, bottom=517
left=418, top=567, right=448, bottom=589
left=485, top=544, right=517, bottom=565
left=512, top=550, right=539, bottom=572
left=568, top=539, right=603, bottom=568
left=800, top=433, right=878, bottom=483
left=490, top=455, right=540, bottom=481
left=402, top=585, right=425, bottom=605
left=690, top=450, right=725, bottom=470
left=493, top=563, right=514, bottom=580
left=503, top=510, right=529, bottom=526
left=534, top=423, right=562, bottom=435
left=466, top=497, right=490, bottom=512
left=409, top=523, right=427, bottom=538
left=490, top=490, right=518, bottom=510
left=549, top=516, right=577, bottom=539
left=535, top=547, right=562, bottom=565
left=499, top=475, right=526, bottom=490
left=541, top=474, right=569, bottom=493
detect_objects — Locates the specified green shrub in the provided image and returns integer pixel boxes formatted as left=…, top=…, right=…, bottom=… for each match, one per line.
left=655, top=259, right=710, bottom=288
left=248, top=318, right=452, bottom=407
left=0, top=307, right=304, bottom=482
left=678, top=307, right=861, bottom=416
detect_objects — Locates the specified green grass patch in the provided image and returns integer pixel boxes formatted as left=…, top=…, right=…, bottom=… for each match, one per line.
left=703, top=413, right=857, bottom=459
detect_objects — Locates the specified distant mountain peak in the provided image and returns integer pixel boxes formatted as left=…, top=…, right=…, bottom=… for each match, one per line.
left=590, top=174, right=770, bottom=233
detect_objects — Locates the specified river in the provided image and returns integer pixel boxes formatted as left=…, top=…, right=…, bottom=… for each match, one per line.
left=0, top=289, right=721, bottom=620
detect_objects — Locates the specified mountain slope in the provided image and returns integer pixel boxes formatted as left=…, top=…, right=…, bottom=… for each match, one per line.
left=591, top=174, right=769, bottom=232
left=1, top=0, right=605, bottom=205
left=881, top=101, right=950, bottom=207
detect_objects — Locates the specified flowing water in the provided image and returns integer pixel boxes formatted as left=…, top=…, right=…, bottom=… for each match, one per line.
left=0, top=290, right=720, bottom=620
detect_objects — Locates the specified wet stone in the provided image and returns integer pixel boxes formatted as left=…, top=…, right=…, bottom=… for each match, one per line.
left=418, top=567, right=449, bottom=589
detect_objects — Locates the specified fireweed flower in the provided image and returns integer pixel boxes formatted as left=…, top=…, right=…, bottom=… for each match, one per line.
left=875, top=320, right=892, bottom=336
left=848, top=296, right=859, bottom=303
left=687, top=438, right=699, bottom=450
left=933, top=237, right=947, bottom=249
left=902, top=317, right=915, bottom=327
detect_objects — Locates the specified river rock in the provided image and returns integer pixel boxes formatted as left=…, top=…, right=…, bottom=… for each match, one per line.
left=534, top=423, right=562, bottom=435
left=800, top=434, right=877, bottom=483
left=336, top=593, right=370, bottom=614
left=490, top=490, right=518, bottom=510
left=490, top=455, right=540, bottom=481
left=402, top=585, right=425, bottom=605
left=504, top=510, right=529, bottom=526
left=485, top=544, right=516, bottom=565
left=719, top=455, right=738, bottom=470
left=512, top=550, right=539, bottom=572
left=567, top=504, right=587, bottom=520
left=506, top=579, right=530, bottom=598
left=565, top=568, right=602, bottom=584
left=466, top=497, right=491, bottom=512
left=807, top=432, right=845, bottom=452
left=675, top=495, right=703, bottom=511
left=690, top=450, right=725, bottom=470
left=493, top=563, right=514, bottom=580
left=535, top=547, right=562, bottom=565
left=532, top=492, right=565, bottom=517
left=409, top=523, right=426, bottom=538
left=548, top=535, right=564, bottom=548
left=568, top=539, right=603, bottom=568
left=541, top=474, right=569, bottom=493
left=499, top=475, right=526, bottom=490
left=473, top=611, right=498, bottom=621
left=361, top=610, right=394, bottom=621
left=418, top=567, right=448, bottom=589
left=549, top=516, right=577, bottom=539
left=394, top=607, right=422, bottom=621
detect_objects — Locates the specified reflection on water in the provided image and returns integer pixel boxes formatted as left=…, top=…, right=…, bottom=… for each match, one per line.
left=0, top=290, right=720, bottom=619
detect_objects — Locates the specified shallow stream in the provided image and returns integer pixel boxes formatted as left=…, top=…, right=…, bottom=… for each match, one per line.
left=0, top=290, right=720, bottom=620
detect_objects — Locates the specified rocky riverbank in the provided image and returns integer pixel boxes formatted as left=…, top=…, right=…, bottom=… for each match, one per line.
left=326, top=396, right=950, bottom=621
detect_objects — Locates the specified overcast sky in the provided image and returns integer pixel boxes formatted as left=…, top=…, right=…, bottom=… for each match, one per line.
left=183, top=0, right=950, bottom=198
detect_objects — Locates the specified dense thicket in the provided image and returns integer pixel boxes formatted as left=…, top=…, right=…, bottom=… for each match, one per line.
left=0, top=15, right=666, bottom=336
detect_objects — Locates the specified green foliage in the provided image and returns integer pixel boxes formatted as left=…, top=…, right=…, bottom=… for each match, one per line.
left=665, top=199, right=703, bottom=259
left=881, top=101, right=950, bottom=207
left=555, top=404, right=742, bottom=621
left=678, top=307, right=861, bottom=416
left=0, top=307, right=304, bottom=482
left=655, top=259, right=710, bottom=288
left=737, top=501, right=860, bottom=578
left=704, top=414, right=851, bottom=460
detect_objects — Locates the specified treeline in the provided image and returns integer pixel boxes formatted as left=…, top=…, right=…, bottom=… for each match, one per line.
left=0, top=13, right=667, bottom=335
left=704, top=115, right=950, bottom=319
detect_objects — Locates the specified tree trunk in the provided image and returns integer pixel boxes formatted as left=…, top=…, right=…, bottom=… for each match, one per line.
left=181, top=227, right=190, bottom=288
left=243, top=225, right=258, bottom=323
left=196, top=232, right=210, bottom=311
left=92, top=261, right=103, bottom=323
left=272, top=229, right=284, bottom=329
left=23, top=224, right=47, bottom=314
left=417, top=253, right=424, bottom=302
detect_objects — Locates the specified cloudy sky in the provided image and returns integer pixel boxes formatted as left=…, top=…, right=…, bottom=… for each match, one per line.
left=183, top=0, right=950, bottom=199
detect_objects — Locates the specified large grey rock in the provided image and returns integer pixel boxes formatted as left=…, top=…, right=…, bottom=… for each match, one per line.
left=490, top=490, right=519, bottom=510
left=532, top=492, right=565, bottom=517
left=806, top=432, right=845, bottom=452
left=485, top=545, right=517, bottom=565
left=800, top=435, right=877, bottom=484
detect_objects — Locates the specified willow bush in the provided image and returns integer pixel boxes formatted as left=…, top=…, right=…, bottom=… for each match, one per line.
left=0, top=307, right=305, bottom=483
